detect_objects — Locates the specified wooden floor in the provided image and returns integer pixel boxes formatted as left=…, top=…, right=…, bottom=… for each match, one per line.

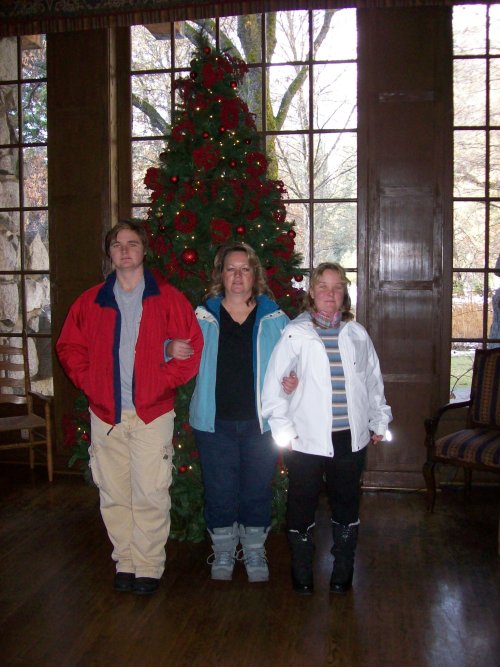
left=0, top=465, right=498, bottom=667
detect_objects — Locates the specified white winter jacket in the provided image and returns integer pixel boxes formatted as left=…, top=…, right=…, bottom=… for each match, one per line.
left=261, top=312, right=393, bottom=457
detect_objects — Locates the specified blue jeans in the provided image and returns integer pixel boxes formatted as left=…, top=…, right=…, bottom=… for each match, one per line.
left=194, top=418, right=278, bottom=530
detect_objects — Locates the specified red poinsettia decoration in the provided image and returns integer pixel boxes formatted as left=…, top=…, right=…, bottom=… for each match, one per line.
left=193, top=144, right=220, bottom=171
left=245, top=152, right=268, bottom=177
left=144, top=167, right=162, bottom=190
left=220, top=99, right=242, bottom=129
left=172, top=119, right=196, bottom=142
left=202, top=62, right=225, bottom=87
left=174, top=209, right=197, bottom=233
left=210, top=217, right=232, bottom=244
left=273, top=233, right=295, bottom=260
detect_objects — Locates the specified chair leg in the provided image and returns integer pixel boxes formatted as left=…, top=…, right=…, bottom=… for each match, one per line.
left=463, top=468, right=472, bottom=503
left=422, top=461, right=437, bottom=511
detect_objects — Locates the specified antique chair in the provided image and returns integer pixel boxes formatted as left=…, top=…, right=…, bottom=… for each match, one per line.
left=423, top=347, right=500, bottom=551
left=0, top=334, right=53, bottom=481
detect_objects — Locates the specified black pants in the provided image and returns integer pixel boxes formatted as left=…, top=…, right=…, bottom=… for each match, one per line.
left=284, top=430, right=367, bottom=532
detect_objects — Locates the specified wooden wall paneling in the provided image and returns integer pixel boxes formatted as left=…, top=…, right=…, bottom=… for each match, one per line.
left=358, top=7, right=453, bottom=489
left=47, top=29, right=121, bottom=462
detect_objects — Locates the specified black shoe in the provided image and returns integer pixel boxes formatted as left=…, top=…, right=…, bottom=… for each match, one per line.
left=292, top=573, right=314, bottom=596
left=330, top=567, right=353, bottom=594
left=133, top=577, right=160, bottom=595
left=113, top=572, right=135, bottom=592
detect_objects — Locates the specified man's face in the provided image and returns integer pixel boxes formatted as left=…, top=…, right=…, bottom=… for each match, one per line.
left=109, top=229, right=145, bottom=272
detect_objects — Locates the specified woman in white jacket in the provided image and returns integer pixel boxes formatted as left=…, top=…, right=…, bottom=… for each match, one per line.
left=262, top=262, right=392, bottom=595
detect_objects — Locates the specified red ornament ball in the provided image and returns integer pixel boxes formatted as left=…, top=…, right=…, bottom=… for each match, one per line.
left=219, top=126, right=226, bottom=133
left=294, top=274, right=304, bottom=282
left=236, top=225, right=246, bottom=235
left=170, top=175, right=179, bottom=184
left=181, top=248, right=198, bottom=265
left=202, top=131, right=210, bottom=139
left=178, top=465, right=188, bottom=474
left=244, top=139, right=252, bottom=145
left=229, top=159, right=237, bottom=168
left=287, top=229, right=296, bottom=239
left=230, top=81, right=237, bottom=89
left=203, top=47, right=211, bottom=55
left=81, top=432, right=90, bottom=442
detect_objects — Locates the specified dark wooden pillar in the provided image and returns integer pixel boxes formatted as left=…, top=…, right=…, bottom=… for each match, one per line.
left=357, top=7, right=453, bottom=488
left=47, top=29, right=129, bottom=460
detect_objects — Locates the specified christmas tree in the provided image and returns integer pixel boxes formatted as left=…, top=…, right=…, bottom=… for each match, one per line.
left=65, top=37, right=304, bottom=542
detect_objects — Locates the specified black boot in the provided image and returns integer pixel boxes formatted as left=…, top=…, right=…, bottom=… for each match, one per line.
left=330, top=520, right=359, bottom=594
left=287, top=528, right=315, bottom=595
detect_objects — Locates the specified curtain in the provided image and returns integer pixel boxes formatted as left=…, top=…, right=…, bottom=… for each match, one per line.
left=0, top=0, right=481, bottom=38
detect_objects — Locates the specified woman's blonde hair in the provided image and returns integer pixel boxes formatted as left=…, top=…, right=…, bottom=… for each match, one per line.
left=303, top=262, right=354, bottom=321
left=207, top=242, right=273, bottom=303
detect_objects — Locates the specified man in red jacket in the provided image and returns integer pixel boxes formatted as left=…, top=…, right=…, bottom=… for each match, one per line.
left=57, top=220, right=202, bottom=595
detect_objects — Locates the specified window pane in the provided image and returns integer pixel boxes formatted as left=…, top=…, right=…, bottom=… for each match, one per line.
left=489, top=130, right=500, bottom=198
left=25, top=210, right=49, bottom=271
left=0, top=147, right=20, bottom=207
left=25, top=274, right=50, bottom=334
left=313, top=9, right=357, bottom=62
left=489, top=4, right=500, bottom=56
left=221, top=14, right=263, bottom=63
left=286, top=201, right=309, bottom=266
left=313, top=202, right=357, bottom=266
left=489, top=59, right=500, bottom=124
left=0, top=84, right=18, bottom=142
left=0, top=211, right=20, bottom=272
left=175, top=21, right=214, bottom=68
left=0, top=38, right=17, bottom=81
left=0, top=275, right=21, bottom=332
left=132, top=139, right=163, bottom=203
left=21, top=35, right=46, bottom=78
left=268, top=65, right=309, bottom=131
left=313, top=63, right=356, bottom=130
left=22, top=82, right=47, bottom=143
left=132, top=73, right=171, bottom=137
left=272, top=11, right=308, bottom=63
left=131, top=25, right=172, bottom=70
left=29, top=335, right=53, bottom=396
left=450, top=344, right=476, bottom=401
left=452, top=271, right=485, bottom=339
left=273, top=133, right=309, bottom=199
left=453, top=129, right=485, bottom=197
left=453, top=201, right=485, bottom=269
left=314, top=132, right=356, bottom=199
left=453, top=59, right=485, bottom=126
left=23, top=146, right=47, bottom=207
left=453, top=6, right=486, bottom=56
left=490, top=202, right=500, bottom=269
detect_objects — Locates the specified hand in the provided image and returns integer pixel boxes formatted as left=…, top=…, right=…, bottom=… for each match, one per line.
left=281, top=370, right=298, bottom=395
left=167, top=339, right=193, bottom=360
left=371, top=434, right=384, bottom=443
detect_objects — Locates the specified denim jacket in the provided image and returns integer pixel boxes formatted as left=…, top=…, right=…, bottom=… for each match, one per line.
left=189, top=294, right=289, bottom=433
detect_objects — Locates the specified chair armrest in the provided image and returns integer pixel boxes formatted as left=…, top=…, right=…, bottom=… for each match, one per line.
left=424, top=399, right=471, bottom=439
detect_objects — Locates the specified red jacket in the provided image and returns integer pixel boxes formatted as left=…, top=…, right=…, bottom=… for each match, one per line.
left=56, top=268, right=202, bottom=425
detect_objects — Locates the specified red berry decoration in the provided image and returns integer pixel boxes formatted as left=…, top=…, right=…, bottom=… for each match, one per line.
left=181, top=248, right=198, bottom=265
left=287, top=229, right=296, bottom=239
left=294, top=274, right=304, bottom=282
left=81, top=432, right=90, bottom=441
left=230, top=81, right=237, bottom=89
left=170, top=175, right=179, bottom=184
left=236, top=225, right=246, bottom=235
left=219, top=126, right=226, bottom=133
left=229, top=159, right=237, bottom=168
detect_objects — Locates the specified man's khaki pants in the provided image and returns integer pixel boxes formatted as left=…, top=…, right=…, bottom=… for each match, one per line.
left=89, top=409, right=175, bottom=579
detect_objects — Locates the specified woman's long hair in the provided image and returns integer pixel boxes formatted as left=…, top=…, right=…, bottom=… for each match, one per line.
left=207, top=242, right=273, bottom=303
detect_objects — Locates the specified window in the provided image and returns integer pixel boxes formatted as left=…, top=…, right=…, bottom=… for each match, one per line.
left=130, top=10, right=358, bottom=301
left=452, top=4, right=500, bottom=399
left=0, top=35, right=52, bottom=395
